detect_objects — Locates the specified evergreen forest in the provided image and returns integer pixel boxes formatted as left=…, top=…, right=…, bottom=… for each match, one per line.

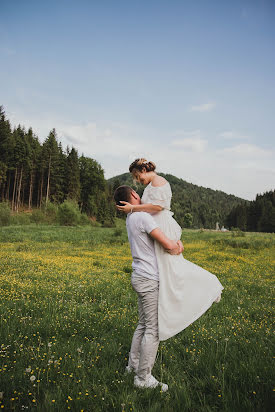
left=226, top=190, right=275, bottom=233
left=0, top=106, right=115, bottom=224
left=1, top=105, right=274, bottom=232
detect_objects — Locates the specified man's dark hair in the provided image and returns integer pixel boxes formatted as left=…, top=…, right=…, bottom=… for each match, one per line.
left=113, top=185, right=133, bottom=206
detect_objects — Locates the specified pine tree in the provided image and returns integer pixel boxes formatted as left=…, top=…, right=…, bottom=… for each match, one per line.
left=25, top=128, right=41, bottom=209
left=183, top=213, right=193, bottom=228
left=11, top=126, right=31, bottom=212
left=54, top=141, right=67, bottom=203
left=0, top=106, right=12, bottom=201
left=42, top=129, right=61, bottom=205
left=66, top=147, right=80, bottom=201
left=79, top=155, right=106, bottom=217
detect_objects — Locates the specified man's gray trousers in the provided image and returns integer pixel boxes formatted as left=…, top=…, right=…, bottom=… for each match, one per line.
left=128, top=273, right=159, bottom=382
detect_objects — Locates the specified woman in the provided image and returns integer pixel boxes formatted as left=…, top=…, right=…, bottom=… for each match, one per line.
left=117, top=158, right=224, bottom=341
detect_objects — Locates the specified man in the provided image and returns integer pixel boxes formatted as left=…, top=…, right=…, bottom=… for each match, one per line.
left=114, top=185, right=183, bottom=391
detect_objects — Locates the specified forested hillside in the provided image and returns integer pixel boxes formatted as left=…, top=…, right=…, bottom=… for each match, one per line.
left=109, top=173, right=249, bottom=229
left=0, top=106, right=115, bottom=224
left=226, top=190, right=275, bottom=233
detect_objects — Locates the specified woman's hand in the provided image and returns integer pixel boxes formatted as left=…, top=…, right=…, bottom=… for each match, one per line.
left=116, top=201, right=133, bottom=214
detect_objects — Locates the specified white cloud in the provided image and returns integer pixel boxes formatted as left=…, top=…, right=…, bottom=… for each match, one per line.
left=160, top=146, right=275, bottom=200
left=190, top=102, right=216, bottom=112
left=59, top=122, right=142, bottom=158
left=62, top=122, right=97, bottom=145
left=171, top=129, right=202, bottom=139
left=220, top=131, right=249, bottom=140
left=171, top=137, right=207, bottom=153
left=219, top=143, right=272, bottom=158
left=170, top=130, right=207, bottom=153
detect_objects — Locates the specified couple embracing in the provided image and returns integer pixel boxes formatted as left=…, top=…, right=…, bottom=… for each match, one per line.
left=114, top=158, right=224, bottom=392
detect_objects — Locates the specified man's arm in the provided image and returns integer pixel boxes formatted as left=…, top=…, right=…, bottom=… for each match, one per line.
left=149, top=228, right=183, bottom=255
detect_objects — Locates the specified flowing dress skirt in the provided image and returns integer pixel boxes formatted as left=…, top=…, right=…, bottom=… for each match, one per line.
left=153, top=210, right=224, bottom=341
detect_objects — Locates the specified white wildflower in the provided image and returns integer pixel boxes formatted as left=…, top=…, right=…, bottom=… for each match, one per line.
left=30, top=375, right=36, bottom=382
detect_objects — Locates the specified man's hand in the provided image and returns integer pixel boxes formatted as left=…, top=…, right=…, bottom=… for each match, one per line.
left=167, top=240, right=184, bottom=255
left=150, top=228, right=184, bottom=255
left=116, top=201, right=132, bottom=213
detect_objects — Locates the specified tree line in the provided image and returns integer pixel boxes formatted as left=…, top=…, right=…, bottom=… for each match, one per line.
left=1, top=105, right=274, bottom=232
left=0, top=106, right=115, bottom=225
left=226, top=190, right=275, bottom=233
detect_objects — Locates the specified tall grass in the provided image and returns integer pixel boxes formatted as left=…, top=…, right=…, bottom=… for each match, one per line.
left=0, top=225, right=273, bottom=411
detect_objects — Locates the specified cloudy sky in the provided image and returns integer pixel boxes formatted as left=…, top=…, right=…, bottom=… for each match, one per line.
left=1, top=0, right=274, bottom=200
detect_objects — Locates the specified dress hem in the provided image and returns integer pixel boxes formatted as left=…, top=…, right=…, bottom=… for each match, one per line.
left=159, top=285, right=224, bottom=341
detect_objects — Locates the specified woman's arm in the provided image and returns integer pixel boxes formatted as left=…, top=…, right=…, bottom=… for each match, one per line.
left=116, top=201, right=162, bottom=214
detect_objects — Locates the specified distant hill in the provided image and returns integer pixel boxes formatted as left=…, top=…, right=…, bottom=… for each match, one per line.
left=108, top=172, right=249, bottom=229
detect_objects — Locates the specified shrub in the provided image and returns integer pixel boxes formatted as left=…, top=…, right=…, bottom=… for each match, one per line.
left=101, top=220, right=116, bottom=228
left=43, top=202, right=58, bottom=224
left=79, top=213, right=91, bottom=226
left=57, top=200, right=81, bottom=226
left=231, top=227, right=245, bottom=237
left=30, top=209, right=47, bottom=224
left=113, top=228, right=123, bottom=237
left=10, top=214, right=31, bottom=225
left=89, top=219, right=101, bottom=227
left=0, top=202, right=11, bottom=226
left=183, top=213, right=193, bottom=228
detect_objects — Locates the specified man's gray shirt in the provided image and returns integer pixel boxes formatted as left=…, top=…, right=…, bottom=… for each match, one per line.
left=126, top=212, right=159, bottom=281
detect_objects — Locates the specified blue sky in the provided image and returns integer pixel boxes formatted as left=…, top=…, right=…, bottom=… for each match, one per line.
left=1, top=0, right=274, bottom=200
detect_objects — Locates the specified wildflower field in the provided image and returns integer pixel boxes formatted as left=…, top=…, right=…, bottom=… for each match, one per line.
left=0, top=223, right=274, bottom=411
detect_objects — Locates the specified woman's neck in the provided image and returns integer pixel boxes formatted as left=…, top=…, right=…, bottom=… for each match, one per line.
left=147, top=172, right=157, bottom=183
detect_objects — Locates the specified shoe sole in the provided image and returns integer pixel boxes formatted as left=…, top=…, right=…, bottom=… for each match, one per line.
left=134, top=382, right=168, bottom=392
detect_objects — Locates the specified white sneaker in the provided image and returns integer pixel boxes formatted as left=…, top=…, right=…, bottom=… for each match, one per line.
left=134, top=374, right=168, bottom=392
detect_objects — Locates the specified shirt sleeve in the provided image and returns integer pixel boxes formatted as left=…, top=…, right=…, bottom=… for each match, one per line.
left=140, top=213, right=158, bottom=234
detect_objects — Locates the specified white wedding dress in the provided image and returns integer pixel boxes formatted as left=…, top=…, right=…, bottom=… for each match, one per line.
left=142, top=181, right=224, bottom=341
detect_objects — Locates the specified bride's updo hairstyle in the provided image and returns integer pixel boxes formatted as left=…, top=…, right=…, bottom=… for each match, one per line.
left=129, top=158, right=156, bottom=174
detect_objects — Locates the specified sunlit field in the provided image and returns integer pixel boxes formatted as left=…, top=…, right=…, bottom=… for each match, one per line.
left=0, top=223, right=274, bottom=411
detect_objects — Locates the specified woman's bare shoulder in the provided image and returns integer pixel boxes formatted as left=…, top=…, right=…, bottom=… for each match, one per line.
left=151, top=175, right=168, bottom=187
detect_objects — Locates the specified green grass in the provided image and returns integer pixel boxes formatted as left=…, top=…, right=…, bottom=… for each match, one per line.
left=0, top=224, right=274, bottom=411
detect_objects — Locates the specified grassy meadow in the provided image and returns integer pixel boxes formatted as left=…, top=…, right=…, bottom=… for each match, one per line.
left=0, top=222, right=274, bottom=411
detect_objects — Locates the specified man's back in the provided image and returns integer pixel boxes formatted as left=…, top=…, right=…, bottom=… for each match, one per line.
left=126, top=212, right=159, bottom=281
